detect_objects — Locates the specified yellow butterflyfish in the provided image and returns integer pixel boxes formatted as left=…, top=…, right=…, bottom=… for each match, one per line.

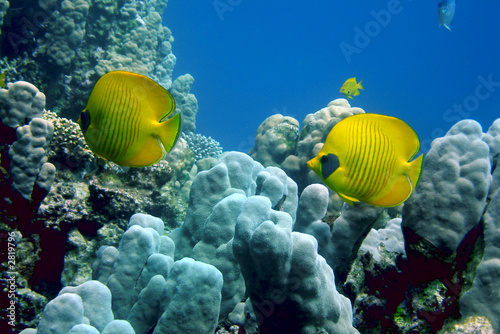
left=78, top=71, right=181, bottom=167
left=340, top=77, right=363, bottom=99
left=307, top=113, right=423, bottom=207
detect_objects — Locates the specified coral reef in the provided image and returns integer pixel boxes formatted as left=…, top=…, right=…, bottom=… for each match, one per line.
left=233, top=195, right=358, bottom=334
left=170, top=74, right=198, bottom=134
left=458, top=119, right=500, bottom=333
left=0, top=81, right=55, bottom=227
left=40, top=0, right=90, bottom=67
left=440, top=316, right=494, bottom=334
left=249, top=113, right=300, bottom=167
left=0, top=80, right=45, bottom=128
left=9, top=118, right=55, bottom=200
left=22, top=214, right=224, bottom=334
left=402, top=120, right=491, bottom=254
left=42, top=109, right=94, bottom=171
left=182, top=132, right=224, bottom=162
left=169, top=152, right=299, bottom=319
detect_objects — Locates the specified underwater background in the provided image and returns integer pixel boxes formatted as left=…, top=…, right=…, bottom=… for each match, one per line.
left=166, top=1, right=500, bottom=153
left=0, top=0, right=499, bottom=333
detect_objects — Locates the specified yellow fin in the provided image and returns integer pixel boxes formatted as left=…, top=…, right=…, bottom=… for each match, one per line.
left=376, top=114, right=421, bottom=160
left=357, top=80, right=364, bottom=90
left=108, top=71, right=176, bottom=122
left=407, top=154, right=424, bottom=188
left=118, top=137, right=165, bottom=167
left=370, top=174, right=413, bottom=207
left=353, top=90, right=361, bottom=96
left=156, top=113, right=181, bottom=153
left=337, top=192, right=359, bottom=206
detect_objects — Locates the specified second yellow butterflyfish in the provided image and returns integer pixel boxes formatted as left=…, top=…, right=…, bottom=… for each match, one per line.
left=308, top=113, right=424, bottom=207
left=78, top=71, right=181, bottom=167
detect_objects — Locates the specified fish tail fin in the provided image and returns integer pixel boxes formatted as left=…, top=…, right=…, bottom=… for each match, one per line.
left=358, top=80, right=364, bottom=90
left=408, top=154, right=424, bottom=188
left=158, top=113, right=181, bottom=153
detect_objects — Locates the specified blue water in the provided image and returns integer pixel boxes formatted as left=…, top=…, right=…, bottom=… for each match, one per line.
left=164, top=1, right=500, bottom=153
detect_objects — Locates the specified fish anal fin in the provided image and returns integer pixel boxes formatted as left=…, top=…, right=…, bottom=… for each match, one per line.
left=118, top=137, right=165, bottom=167
left=370, top=175, right=413, bottom=207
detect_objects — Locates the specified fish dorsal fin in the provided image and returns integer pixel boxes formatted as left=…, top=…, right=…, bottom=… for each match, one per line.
left=108, top=71, right=176, bottom=122
left=372, top=114, right=421, bottom=161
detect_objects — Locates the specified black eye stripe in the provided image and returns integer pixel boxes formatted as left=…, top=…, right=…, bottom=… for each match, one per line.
left=80, top=109, right=91, bottom=134
left=321, top=153, right=339, bottom=180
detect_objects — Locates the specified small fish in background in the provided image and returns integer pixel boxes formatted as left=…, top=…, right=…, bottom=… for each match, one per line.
left=78, top=71, right=181, bottom=167
left=340, top=77, right=364, bottom=99
left=438, top=0, right=456, bottom=31
left=307, top=113, right=424, bottom=207
left=0, top=72, right=6, bottom=88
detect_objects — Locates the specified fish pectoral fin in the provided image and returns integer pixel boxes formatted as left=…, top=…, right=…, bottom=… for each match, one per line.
left=337, top=192, right=358, bottom=206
